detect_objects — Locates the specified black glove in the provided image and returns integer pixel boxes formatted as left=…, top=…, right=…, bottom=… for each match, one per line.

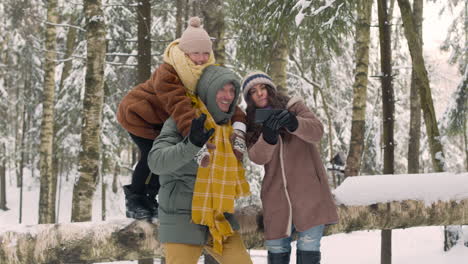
left=276, top=110, right=298, bottom=132
left=262, top=114, right=281, bottom=145
left=189, top=114, right=215, bottom=147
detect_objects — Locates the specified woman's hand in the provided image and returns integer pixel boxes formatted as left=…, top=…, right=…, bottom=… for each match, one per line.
left=276, top=110, right=298, bottom=132
left=262, top=114, right=282, bottom=145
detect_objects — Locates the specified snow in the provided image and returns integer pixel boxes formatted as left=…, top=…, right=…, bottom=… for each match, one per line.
left=294, top=0, right=338, bottom=26
left=333, top=172, right=468, bottom=206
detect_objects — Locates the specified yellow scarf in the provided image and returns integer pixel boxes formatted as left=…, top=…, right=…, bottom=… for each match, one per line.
left=191, top=99, right=251, bottom=255
left=163, top=39, right=215, bottom=95
left=164, top=40, right=250, bottom=254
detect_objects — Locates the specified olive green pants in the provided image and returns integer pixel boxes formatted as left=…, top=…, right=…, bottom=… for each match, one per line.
left=163, top=232, right=253, bottom=264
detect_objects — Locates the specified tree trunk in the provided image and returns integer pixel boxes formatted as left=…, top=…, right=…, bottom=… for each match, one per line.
left=398, top=0, right=458, bottom=250
left=56, top=167, right=62, bottom=223
left=190, top=1, right=200, bottom=17
left=38, top=0, right=58, bottom=224
left=137, top=0, right=151, bottom=85
left=378, top=0, right=395, bottom=262
left=397, top=0, right=453, bottom=250
left=344, top=0, right=373, bottom=178
left=407, top=0, right=423, bottom=174
left=137, top=7, right=153, bottom=262
left=14, top=72, right=21, bottom=188
left=175, top=0, right=184, bottom=38
left=397, top=0, right=446, bottom=172
left=112, top=162, right=119, bottom=193
left=2, top=198, right=468, bottom=264
left=101, top=174, right=106, bottom=221
left=18, top=78, right=27, bottom=220
left=200, top=0, right=226, bottom=65
left=0, top=143, right=7, bottom=211
left=464, top=116, right=468, bottom=171
left=184, top=0, right=190, bottom=26
left=58, top=13, right=78, bottom=91
left=71, top=0, right=107, bottom=222
left=462, top=4, right=467, bottom=248
left=268, top=36, right=288, bottom=94
left=54, top=14, right=78, bottom=210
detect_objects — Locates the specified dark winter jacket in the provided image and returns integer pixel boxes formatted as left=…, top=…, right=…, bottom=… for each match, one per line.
left=147, top=66, right=242, bottom=245
left=117, top=63, right=246, bottom=140
left=247, top=97, right=339, bottom=240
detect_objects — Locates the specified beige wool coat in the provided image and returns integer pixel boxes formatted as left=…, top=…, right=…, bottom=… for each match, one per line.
left=248, top=98, right=338, bottom=240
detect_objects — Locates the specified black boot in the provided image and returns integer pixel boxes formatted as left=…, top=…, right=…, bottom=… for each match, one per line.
left=268, top=251, right=290, bottom=264
left=143, top=184, right=159, bottom=218
left=297, top=250, right=320, bottom=264
left=123, top=185, right=152, bottom=220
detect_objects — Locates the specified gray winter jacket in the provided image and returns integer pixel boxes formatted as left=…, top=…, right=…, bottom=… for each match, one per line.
left=147, top=65, right=242, bottom=245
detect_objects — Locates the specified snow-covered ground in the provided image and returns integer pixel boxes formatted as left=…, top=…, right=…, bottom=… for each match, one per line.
left=95, top=227, right=468, bottom=263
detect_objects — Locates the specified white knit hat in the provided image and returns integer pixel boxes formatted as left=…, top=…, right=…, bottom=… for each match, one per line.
left=179, top=17, right=212, bottom=53
left=241, top=71, right=277, bottom=100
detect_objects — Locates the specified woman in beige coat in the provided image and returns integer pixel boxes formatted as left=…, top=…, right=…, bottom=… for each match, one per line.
left=242, top=71, right=338, bottom=264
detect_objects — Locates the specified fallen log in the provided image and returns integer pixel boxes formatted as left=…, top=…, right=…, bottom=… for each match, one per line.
left=1, top=173, right=467, bottom=263
left=2, top=199, right=468, bottom=264
left=0, top=219, right=162, bottom=264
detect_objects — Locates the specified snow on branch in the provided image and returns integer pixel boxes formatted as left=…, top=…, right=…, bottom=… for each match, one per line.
left=43, top=21, right=86, bottom=32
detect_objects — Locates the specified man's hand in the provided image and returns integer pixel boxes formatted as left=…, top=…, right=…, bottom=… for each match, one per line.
left=189, top=114, right=215, bottom=147
left=276, top=110, right=298, bottom=132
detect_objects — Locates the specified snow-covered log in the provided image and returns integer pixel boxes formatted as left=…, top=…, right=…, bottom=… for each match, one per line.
left=0, top=219, right=162, bottom=264
left=328, top=172, right=468, bottom=235
left=1, top=173, right=467, bottom=263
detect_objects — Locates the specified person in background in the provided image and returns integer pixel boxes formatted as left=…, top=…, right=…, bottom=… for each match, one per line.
left=148, top=65, right=252, bottom=264
left=117, top=17, right=246, bottom=220
left=241, top=71, right=338, bottom=264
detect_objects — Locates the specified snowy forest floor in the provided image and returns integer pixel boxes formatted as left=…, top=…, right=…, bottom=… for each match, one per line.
left=1, top=173, right=468, bottom=263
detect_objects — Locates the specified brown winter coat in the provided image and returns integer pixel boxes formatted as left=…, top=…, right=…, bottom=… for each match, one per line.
left=247, top=98, right=338, bottom=240
left=117, top=63, right=246, bottom=140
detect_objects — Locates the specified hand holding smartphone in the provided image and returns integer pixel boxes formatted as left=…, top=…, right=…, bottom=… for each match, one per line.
left=255, top=109, right=284, bottom=124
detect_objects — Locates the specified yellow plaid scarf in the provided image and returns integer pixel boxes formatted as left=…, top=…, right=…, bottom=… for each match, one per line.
left=163, top=39, right=215, bottom=94
left=164, top=41, right=249, bottom=253
left=190, top=98, right=251, bottom=254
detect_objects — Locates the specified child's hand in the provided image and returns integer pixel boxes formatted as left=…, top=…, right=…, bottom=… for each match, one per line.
left=230, top=129, right=246, bottom=161
left=194, top=144, right=211, bottom=168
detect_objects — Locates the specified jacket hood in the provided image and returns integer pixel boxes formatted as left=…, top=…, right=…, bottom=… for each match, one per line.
left=196, top=65, right=241, bottom=124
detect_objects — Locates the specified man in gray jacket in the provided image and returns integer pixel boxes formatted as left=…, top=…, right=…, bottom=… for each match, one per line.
left=147, top=65, right=252, bottom=264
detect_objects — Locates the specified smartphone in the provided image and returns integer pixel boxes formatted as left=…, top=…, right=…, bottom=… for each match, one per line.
left=255, top=109, right=283, bottom=124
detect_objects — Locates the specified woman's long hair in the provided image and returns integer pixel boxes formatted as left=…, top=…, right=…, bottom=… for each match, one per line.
left=245, top=84, right=290, bottom=147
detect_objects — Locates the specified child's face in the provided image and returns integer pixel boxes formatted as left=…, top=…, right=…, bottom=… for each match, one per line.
left=187, top=52, right=210, bottom=65
left=248, top=84, right=269, bottom=108
left=216, top=83, right=236, bottom=113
